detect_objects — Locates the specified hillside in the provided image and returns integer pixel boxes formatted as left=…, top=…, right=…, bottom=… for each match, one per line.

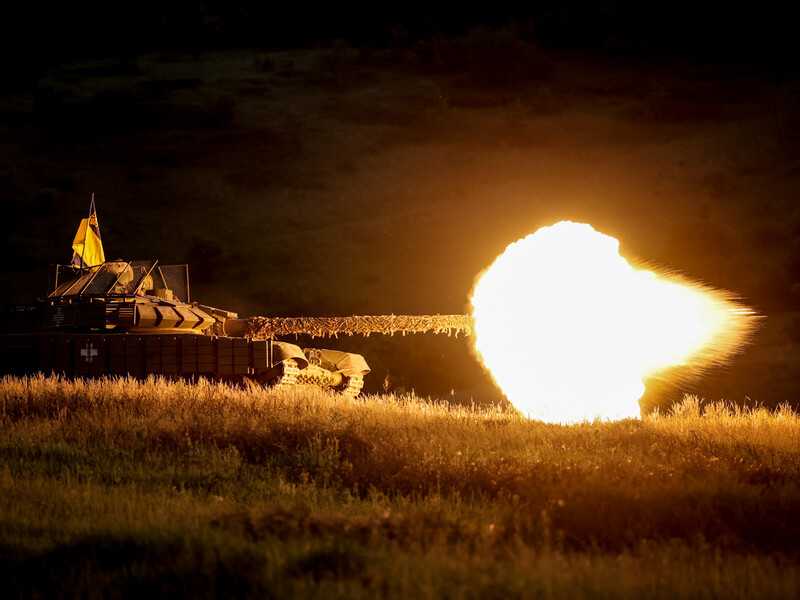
left=1, top=37, right=798, bottom=405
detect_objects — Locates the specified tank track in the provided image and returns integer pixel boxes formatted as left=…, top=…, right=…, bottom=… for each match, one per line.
left=296, top=367, right=339, bottom=388
left=266, top=359, right=363, bottom=397
left=271, top=358, right=300, bottom=388
left=338, top=374, right=364, bottom=398
left=294, top=367, right=364, bottom=398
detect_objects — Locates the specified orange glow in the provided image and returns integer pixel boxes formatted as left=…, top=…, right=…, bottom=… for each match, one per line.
left=470, top=221, right=757, bottom=423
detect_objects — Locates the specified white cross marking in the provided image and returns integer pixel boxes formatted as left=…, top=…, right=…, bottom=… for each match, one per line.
left=81, top=342, right=99, bottom=363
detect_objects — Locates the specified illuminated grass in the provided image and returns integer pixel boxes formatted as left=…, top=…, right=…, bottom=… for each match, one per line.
left=1, top=375, right=799, bottom=598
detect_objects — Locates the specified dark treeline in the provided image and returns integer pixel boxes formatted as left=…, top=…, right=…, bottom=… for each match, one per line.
left=2, top=1, right=796, bottom=78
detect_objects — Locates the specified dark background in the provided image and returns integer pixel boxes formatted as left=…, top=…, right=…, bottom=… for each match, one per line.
left=2, top=2, right=797, bottom=67
left=1, top=2, right=798, bottom=410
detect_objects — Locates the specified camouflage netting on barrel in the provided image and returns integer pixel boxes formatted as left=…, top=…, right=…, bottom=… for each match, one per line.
left=245, top=315, right=474, bottom=339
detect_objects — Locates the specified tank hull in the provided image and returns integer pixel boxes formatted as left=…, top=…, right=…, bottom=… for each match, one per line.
left=0, top=333, right=299, bottom=381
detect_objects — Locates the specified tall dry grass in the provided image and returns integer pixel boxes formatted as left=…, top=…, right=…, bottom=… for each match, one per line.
left=1, top=375, right=799, bottom=598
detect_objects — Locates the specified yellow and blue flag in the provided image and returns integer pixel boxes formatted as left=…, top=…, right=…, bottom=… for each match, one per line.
left=71, top=194, right=105, bottom=268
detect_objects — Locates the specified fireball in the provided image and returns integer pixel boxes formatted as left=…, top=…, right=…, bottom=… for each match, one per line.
left=470, top=221, right=756, bottom=423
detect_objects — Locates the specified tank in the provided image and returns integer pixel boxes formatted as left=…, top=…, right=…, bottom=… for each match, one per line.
left=0, top=259, right=371, bottom=396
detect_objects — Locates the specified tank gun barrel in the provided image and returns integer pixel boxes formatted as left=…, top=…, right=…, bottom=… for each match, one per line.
left=242, top=314, right=474, bottom=339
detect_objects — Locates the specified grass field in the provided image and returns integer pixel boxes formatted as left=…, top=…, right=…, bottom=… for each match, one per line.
left=1, top=375, right=798, bottom=598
